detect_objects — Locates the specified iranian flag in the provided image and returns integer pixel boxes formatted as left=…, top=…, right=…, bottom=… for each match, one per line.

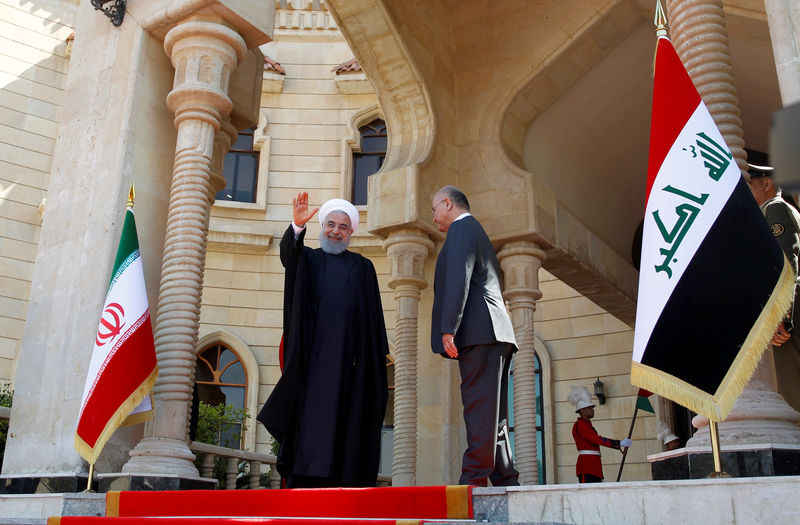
left=630, top=36, right=794, bottom=421
left=75, top=205, right=158, bottom=464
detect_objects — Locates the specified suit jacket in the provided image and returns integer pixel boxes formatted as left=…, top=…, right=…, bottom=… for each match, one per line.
left=431, top=214, right=517, bottom=355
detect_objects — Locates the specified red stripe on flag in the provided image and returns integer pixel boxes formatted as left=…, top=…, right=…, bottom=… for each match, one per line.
left=76, top=315, right=157, bottom=447
left=646, top=37, right=702, bottom=203
left=637, top=388, right=652, bottom=397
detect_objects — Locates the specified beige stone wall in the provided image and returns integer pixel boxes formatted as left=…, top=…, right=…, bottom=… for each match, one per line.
left=536, top=269, right=658, bottom=482
left=0, top=0, right=78, bottom=385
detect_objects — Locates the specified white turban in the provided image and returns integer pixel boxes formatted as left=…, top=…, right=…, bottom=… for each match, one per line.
left=318, top=198, right=359, bottom=232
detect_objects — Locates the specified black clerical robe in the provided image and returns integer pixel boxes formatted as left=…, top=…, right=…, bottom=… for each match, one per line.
left=257, top=226, right=389, bottom=487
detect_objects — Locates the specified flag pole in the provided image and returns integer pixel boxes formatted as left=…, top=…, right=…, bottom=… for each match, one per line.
left=707, top=419, right=730, bottom=478
left=84, top=463, right=95, bottom=492
left=615, top=405, right=639, bottom=482
left=128, top=182, right=135, bottom=208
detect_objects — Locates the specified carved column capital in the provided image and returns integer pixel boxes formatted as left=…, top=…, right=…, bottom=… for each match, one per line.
left=383, top=228, right=435, bottom=292
left=498, top=241, right=546, bottom=303
left=164, top=19, right=247, bottom=128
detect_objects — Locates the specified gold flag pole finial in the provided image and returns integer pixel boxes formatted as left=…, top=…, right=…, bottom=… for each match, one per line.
left=127, top=183, right=135, bottom=208
left=654, top=0, right=668, bottom=38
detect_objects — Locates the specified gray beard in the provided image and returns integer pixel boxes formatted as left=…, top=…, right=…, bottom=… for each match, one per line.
left=319, top=233, right=349, bottom=255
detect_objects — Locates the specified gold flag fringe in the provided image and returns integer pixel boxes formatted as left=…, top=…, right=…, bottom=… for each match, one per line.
left=121, top=393, right=155, bottom=428
left=74, top=366, right=158, bottom=465
left=632, top=256, right=795, bottom=421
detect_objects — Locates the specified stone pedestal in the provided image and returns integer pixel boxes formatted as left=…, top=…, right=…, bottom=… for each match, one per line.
left=95, top=474, right=217, bottom=492
left=649, top=444, right=800, bottom=479
left=0, top=475, right=90, bottom=495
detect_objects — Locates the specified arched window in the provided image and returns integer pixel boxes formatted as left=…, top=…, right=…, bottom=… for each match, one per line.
left=508, top=352, right=546, bottom=484
left=195, top=343, right=247, bottom=448
left=352, top=119, right=387, bottom=205
left=217, top=128, right=258, bottom=203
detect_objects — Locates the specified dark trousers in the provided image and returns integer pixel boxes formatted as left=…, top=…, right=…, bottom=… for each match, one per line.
left=578, top=473, right=602, bottom=483
left=458, top=342, right=520, bottom=486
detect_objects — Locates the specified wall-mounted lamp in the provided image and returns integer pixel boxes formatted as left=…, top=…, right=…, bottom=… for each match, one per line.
left=594, top=377, right=606, bottom=405
left=91, top=0, right=126, bottom=27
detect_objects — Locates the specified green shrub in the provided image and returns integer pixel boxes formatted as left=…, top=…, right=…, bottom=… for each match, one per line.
left=0, top=383, right=13, bottom=467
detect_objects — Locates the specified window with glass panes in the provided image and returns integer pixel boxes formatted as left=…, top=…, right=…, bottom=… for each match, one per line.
left=195, top=343, right=247, bottom=448
left=216, top=128, right=258, bottom=203
left=508, top=352, right=545, bottom=483
left=352, top=119, right=387, bottom=205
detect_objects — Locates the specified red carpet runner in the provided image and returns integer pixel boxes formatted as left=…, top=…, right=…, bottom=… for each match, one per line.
left=48, top=485, right=474, bottom=525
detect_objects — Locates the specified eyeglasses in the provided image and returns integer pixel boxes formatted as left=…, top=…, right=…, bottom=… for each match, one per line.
left=431, top=198, right=448, bottom=214
left=325, top=221, right=351, bottom=233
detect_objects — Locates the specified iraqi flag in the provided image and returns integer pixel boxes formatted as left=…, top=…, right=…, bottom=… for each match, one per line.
left=74, top=206, right=158, bottom=464
left=630, top=36, right=795, bottom=421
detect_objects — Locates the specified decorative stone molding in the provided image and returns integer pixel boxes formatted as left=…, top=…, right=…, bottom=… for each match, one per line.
left=263, top=56, right=285, bottom=93
left=665, top=0, right=747, bottom=174
left=498, top=241, right=546, bottom=485
left=333, top=59, right=371, bottom=94
left=206, top=228, right=273, bottom=254
left=274, top=0, right=338, bottom=33
left=382, top=229, right=434, bottom=486
left=122, top=19, right=247, bottom=478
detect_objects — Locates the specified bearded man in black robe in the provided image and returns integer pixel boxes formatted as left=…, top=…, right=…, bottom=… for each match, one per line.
left=257, top=192, right=389, bottom=488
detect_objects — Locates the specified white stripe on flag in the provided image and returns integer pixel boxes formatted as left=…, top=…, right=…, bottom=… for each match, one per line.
left=79, top=254, right=150, bottom=411
left=633, top=104, right=740, bottom=362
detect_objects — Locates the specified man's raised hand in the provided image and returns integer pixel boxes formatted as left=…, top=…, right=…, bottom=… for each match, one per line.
left=293, top=192, right=319, bottom=228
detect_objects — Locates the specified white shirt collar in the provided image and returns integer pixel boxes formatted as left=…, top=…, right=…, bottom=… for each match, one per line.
left=453, top=212, right=472, bottom=222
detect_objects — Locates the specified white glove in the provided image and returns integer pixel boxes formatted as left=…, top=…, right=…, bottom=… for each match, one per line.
left=620, top=438, right=632, bottom=448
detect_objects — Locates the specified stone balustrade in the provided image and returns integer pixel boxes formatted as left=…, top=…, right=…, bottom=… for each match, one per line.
left=188, top=441, right=391, bottom=489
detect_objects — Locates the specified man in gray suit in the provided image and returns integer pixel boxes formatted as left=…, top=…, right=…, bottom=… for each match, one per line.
left=430, top=185, right=520, bottom=487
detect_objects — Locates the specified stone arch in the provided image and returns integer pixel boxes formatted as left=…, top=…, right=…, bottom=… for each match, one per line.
left=196, top=329, right=261, bottom=452
left=325, top=0, right=434, bottom=173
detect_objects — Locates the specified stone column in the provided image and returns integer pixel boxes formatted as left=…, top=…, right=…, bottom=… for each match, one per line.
left=184, top=117, right=236, bottom=437
left=497, top=241, right=546, bottom=485
left=383, top=229, right=433, bottom=486
left=764, top=0, right=800, bottom=106
left=665, top=0, right=747, bottom=174
left=123, top=19, right=246, bottom=477
left=689, top=350, right=800, bottom=447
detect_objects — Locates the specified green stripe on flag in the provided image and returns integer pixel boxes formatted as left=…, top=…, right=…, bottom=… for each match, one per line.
left=636, top=394, right=655, bottom=413
left=111, top=209, right=140, bottom=284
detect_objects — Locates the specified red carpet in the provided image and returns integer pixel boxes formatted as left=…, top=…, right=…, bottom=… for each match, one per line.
left=50, top=519, right=426, bottom=524
left=48, top=485, right=474, bottom=524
